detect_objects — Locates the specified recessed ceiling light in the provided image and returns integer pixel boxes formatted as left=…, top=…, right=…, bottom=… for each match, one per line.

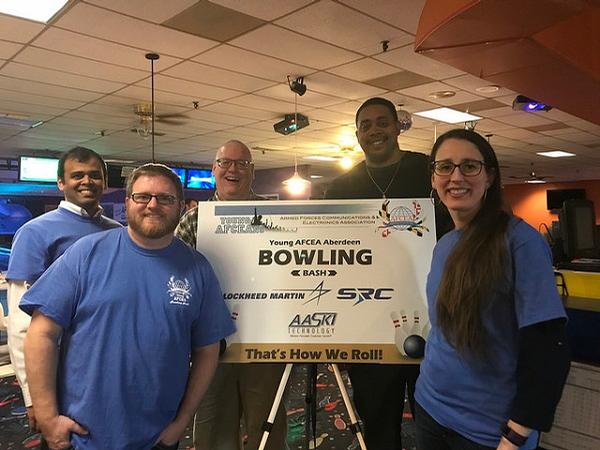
left=414, top=107, right=482, bottom=124
left=525, top=179, right=547, bottom=184
left=537, top=151, right=576, bottom=158
left=428, top=90, right=456, bottom=99
left=303, top=155, right=339, bottom=162
left=476, top=85, right=500, bottom=93
left=339, top=157, right=354, bottom=170
left=0, top=0, right=68, bottom=23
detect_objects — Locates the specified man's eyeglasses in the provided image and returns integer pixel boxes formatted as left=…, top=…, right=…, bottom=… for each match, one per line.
left=432, top=160, right=487, bottom=177
left=129, top=193, right=178, bottom=205
left=215, top=159, right=253, bottom=169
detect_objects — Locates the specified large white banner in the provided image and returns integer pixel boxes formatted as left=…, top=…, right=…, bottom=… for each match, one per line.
left=196, top=198, right=436, bottom=363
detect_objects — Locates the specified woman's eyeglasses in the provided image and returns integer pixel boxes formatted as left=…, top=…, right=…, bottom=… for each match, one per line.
left=431, top=160, right=487, bottom=177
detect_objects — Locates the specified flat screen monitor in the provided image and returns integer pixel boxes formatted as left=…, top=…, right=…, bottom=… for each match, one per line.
left=559, top=199, right=598, bottom=259
left=186, top=168, right=215, bottom=190
left=547, top=188, right=586, bottom=210
left=170, top=167, right=186, bottom=185
left=18, top=156, right=59, bottom=183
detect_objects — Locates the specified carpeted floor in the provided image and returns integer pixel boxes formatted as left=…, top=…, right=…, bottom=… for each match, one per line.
left=0, top=363, right=417, bottom=450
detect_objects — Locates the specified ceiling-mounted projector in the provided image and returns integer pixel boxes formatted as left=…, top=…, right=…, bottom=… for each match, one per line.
left=274, top=113, right=309, bottom=135
left=512, top=95, right=552, bottom=112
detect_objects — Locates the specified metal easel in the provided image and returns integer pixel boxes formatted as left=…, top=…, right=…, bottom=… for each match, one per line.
left=257, top=363, right=367, bottom=450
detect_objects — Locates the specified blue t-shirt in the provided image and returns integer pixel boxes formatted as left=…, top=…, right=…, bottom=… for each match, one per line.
left=415, top=218, right=566, bottom=448
left=7, top=206, right=121, bottom=283
left=21, top=227, right=235, bottom=450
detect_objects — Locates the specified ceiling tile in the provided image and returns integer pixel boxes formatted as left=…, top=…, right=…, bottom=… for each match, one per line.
left=0, top=14, right=45, bottom=43
left=0, top=75, right=104, bottom=102
left=304, top=72, right=385, bottom=100
left=32, top=28, right=182, bottom=71
left=275, top=1, right=412, bottom=55
left=339, top=0, right=426, bottom=34
left=54, top=3, right=218, bottom=58
left=0, top=98, right=65, bottom=117
left=162, top=61, right=276, bottom=92
left=496, top=113, right=555, bottom=128
left=163, top=1, right=264, bottom=42
left=327, top=58, right=400, bottom=82
left=473, top=119, right=517, bottom=133
left=136, top=75, right=242, bottom=102
left=305, top=109, right=355, bottom=126
left=365, top=70, right=434, bottom=90
left=556, top=132, right=600, bottom=144
left=229, top=25, right=361, bottom=70
left=227, top=94, right=297, bottom=113
left=253, top=84, right=347, bottom=108
left=14, top=47, right=148, bottom=84
left=443, top=74, right=515, bottom=97
left=375, top=45, right=464, bottom=79
left=0, top=40, right=23, bottom=59
left=446, top=98, right=505, bottom=112
left=193, top=45, right=315, bottom=82
left=208, top=0, right=313, bottom=21
left=1, top=62, right=125, bottom=93
left=85, top=0, right=198, bottom=24
left=201, top=102, right=281, bottom=121
left=0, top=88, right=86, bottom=110
left=108, top=87, right=197, bottom=108
left=396, top=81, right=455, bottom=100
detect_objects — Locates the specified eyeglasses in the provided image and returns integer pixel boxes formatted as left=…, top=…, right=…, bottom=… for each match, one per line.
left=432, top=160, right=487, bottom=177
left=215, top=159, right=253, bottom=169
left=129, top=193, right=178, bottom=205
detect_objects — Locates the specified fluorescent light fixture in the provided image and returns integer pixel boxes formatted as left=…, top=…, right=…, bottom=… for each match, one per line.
left=537, top=151, right=575, bottom=158
left=0, top=0, right=68, bottom=23
left=310, top=175, right=323, bottom=179
left=413, top=107, right=482, bottom=124
left=303, top=155, right=339, bottom=162
left=0, top=115, right=39, bottom=128
left=525, top=179, right=547, bottom=184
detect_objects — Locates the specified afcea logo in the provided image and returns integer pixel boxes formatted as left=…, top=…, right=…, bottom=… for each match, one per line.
left=337, top=288, right=394, bottom=306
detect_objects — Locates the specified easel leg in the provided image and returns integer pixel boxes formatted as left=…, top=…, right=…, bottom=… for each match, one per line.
left=258, top=363, right=293, bottom=450
left=331, top=364, right=368, bottom=450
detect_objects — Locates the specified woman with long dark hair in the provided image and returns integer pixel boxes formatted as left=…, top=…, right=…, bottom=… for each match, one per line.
left=414, top=129, right=570, bottom=450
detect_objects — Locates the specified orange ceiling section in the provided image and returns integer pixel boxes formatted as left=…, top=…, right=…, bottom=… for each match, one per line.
left=415, top=0, right=600, bottom=125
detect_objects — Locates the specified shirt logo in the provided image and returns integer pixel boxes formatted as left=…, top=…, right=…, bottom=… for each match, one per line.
left=167, top=276, right=191, bottom=306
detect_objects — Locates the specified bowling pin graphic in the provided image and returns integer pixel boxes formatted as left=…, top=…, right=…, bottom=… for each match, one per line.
left=422, top=317, right=431, bottom=339
left=223, top=304, right=240, bottom=353
left=230, top=303, right=240, bottom=322
left=409, top=310, right=421, bottom=336
left=390, top=311, right=408, bottom=356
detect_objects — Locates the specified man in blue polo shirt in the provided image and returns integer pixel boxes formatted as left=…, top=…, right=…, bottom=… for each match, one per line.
left=6, top=146, right=120, bottom=431
left=22, top=163, right=235, bottom=450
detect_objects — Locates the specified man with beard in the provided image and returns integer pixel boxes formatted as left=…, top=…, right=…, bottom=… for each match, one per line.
left=6, top=146, right=120, bottom=432
left=176, top=140, right=288, bottom=450
left=21, top=164, right=235, bottom=450
left=325, top=97, right=450, bottom=450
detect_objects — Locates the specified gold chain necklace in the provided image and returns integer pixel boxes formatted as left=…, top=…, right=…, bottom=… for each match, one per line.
left=365, top=160, right=402, bottom=199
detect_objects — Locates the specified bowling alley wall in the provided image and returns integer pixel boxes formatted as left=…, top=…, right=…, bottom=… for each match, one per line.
left=504, top=179, right=600, bottom=230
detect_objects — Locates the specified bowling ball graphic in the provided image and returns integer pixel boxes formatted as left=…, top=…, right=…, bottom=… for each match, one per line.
left=403, top=335, right=426, bottom=358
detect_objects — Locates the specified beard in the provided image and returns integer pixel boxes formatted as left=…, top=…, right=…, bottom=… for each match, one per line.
left=126, top=209, right=180, bottom=240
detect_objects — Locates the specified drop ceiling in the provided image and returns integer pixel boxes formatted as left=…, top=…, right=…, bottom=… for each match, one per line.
left=0, top=0, right=599, bottom=184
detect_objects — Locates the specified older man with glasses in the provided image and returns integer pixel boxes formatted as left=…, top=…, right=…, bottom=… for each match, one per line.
left=176, top=140, right=288, bottom=450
